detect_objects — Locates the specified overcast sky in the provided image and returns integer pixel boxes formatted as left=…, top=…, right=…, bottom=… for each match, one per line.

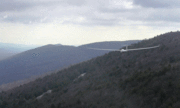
left=0, top=0, right=180, bottom=45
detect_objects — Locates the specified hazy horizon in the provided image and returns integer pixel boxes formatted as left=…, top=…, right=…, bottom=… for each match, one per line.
left=0, top=39, right=141, bottom=46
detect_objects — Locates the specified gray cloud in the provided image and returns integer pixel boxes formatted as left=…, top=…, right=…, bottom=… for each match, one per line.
left=132, top=0, right=180, bottom=8
left=65, top=0, right=86, bottom=6
left=0, top=0, right=36, bottom=12
left=132, top=0, right=169, bottom=8
left=0, top=0, right=84, bottom=12
left=0, top=0, right=180, bottom=27
left=126, top=8, right=180, bottom=23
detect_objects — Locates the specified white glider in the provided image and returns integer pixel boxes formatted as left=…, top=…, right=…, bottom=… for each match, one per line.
left=87, top=45, right=160, bottom=52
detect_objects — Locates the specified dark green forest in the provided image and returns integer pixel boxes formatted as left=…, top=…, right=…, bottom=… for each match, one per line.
left=1, top=31, right=180, bottom=108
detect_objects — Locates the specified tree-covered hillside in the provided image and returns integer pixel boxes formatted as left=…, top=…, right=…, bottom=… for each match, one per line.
left=1, top=31, right=180, bottom=108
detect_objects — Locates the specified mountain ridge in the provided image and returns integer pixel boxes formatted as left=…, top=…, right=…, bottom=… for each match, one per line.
left=0, top=40, right=138, bottom=85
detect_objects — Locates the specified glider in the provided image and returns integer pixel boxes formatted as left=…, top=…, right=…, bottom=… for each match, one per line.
left=87, top=45, right=160, bottom=52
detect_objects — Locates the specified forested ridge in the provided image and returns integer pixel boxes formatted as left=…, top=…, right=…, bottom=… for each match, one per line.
left=1, top=31, right=180, bottom=108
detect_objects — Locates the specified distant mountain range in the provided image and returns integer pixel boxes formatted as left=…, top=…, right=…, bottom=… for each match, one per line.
left=0, top=40, right=138, bottom=85
left=0, top=42, right=40, bottom=61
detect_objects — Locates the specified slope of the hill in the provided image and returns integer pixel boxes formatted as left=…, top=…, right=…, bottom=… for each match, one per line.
left=0, top=49, right=16, bottom=61
left=0, top=41, right=137, bottom=85
left=0, top=31, right=180, bottom=108
left=0, top=43, right=39, bottom=61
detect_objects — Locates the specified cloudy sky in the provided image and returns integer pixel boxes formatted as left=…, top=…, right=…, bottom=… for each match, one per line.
left=0, top=0, right=180, bottom=45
